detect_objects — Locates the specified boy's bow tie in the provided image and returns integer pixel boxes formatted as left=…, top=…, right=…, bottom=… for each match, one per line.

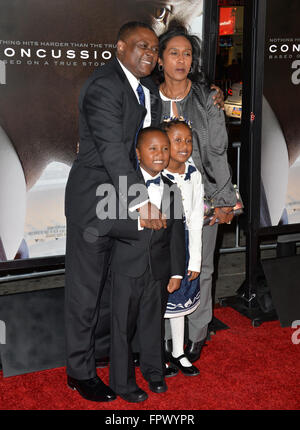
left=146, top=176, right=161, bottom=188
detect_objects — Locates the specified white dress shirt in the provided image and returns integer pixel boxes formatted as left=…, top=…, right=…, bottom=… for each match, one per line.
left=117, top=59, right=151, bottom=128
left=139, top=167, right=182, bottom=279
left=117, top=58, right=151, bottom=212
left=140, top=167, right=164, bottom=208
left=137, top=167, right=164, bottom=230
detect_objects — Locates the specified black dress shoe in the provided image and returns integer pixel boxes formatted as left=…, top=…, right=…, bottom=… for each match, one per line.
left=95, top=357, right=109, bottom=368
left=118, top=388, right=148, bottom=403
left=184, top=339, right=207, bottom=363
left=165, top=364, right=179, bottom=378
left=169, top=354, right=200, bottom=376
left=67, top=375, right=116, bottom=402
left=148, top=379, right=167, bottom=393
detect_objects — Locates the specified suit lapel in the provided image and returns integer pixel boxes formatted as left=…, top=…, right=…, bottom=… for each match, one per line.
left=113, top=57, right=147, bottom=123
left=160, top=175, right=173, bottom=218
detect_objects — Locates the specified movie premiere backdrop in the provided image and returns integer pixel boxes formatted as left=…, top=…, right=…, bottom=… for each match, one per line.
left=260, top=0, right=300, bottom=229
left=0, top=0, right=204, bottom=265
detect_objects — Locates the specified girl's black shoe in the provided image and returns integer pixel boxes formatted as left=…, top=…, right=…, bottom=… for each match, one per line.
left=169, top=354, right=200, bottom=376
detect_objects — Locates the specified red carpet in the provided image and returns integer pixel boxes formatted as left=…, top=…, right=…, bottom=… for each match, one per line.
left=0, top=307, right=299, bottom=410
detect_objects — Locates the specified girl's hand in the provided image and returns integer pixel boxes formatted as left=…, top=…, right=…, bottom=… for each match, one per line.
left=187, top=271, right=200, bottom=281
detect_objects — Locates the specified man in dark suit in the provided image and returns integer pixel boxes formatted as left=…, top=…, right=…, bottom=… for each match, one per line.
left=109, top=127, right=185, bottom=403
left=64, top=22, right=167, bottom=403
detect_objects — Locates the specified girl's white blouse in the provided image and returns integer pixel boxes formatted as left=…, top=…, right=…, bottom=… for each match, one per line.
left=163, top=160, right=204, bottom=272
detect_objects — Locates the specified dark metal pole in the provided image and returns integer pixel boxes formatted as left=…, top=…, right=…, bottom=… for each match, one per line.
left=239, top=0, right=266, bottom=306
left=202, top=0, right=219, bottom=83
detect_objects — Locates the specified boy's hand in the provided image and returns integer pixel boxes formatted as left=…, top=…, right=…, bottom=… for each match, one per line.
left=187, top=271, right=200, bottom=281
left=211, top=84, right=225, bottom=110
left=167, top=278, right=181, bottom=294
left=139, top=202, right=167, bottom=230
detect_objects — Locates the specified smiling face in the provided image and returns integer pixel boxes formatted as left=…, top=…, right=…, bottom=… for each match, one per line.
left=167, top=123, right=193, bottom=167
left=117, top=26, right=159, bottom=78
left=158, top=35, right=193, bottom=83
left=136, top=130, right=170, bottom=176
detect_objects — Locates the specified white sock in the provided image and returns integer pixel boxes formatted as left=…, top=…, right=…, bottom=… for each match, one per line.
left=170, top=316, right=192, bottom=367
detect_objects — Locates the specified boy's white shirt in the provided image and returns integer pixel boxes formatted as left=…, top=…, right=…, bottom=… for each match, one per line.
left=138, top=166, right=182, bottom=280
left=139, top=167, right=164, bottom=209
left=137, top=167, right=164, bottom=232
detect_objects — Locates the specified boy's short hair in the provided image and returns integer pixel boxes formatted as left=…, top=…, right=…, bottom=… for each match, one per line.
left=136, top=126, right=169, bottom=149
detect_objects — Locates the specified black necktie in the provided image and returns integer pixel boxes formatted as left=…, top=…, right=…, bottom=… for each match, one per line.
left=146, top=176, right=161, bottom=188
left=137, top=83, right=145, bottom=107
left=134, top=84, right=146, bottom=171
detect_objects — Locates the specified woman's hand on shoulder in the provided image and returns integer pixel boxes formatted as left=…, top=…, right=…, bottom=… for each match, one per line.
left=210, top=84, right=225, bottom=110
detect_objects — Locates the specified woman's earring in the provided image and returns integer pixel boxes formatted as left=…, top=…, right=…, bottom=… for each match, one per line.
left=158, top=64, right=164, bottom=72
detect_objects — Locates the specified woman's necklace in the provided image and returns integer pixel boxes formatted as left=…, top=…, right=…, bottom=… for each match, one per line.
left=160, top=79, right=191, bottom=101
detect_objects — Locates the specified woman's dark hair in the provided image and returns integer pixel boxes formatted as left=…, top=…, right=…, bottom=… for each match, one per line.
left=153, top=20, right=207, bottom=84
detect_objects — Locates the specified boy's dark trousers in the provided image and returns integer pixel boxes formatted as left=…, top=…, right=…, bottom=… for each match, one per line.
left=109, top=266, right=169, bottom=395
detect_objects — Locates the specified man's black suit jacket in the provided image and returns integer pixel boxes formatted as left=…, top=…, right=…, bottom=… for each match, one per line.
left=65, top=56, right=162, bottom=237
left=110, top=175, right=186, bottom=280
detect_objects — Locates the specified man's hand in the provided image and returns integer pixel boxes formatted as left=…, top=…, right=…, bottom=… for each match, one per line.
left=209, top=207, right=234, bottom=225
left=167, top=278, right=182, bottom=294
left=211, top=84, right=225, bottom=110
left=138, top=202, right=167, bottom=230
left=187, top=271, right=200, bottom=281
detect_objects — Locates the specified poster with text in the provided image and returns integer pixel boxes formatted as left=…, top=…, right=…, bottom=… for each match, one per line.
left=0, top=0, right=204, bottom=263
left=260, top=0, right=300, bottom=227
